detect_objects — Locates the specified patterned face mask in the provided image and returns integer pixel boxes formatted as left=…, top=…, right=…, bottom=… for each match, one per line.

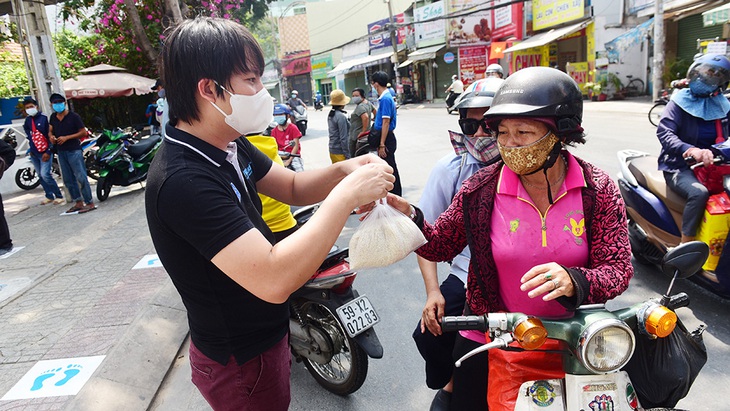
left=449, top=130, right=499, bottom=165
left=497, top=131, right=560, bottom=175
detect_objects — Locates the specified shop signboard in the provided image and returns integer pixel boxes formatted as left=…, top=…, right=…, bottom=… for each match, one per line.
left=510, top=47, right=549, bottom=73
left=447, top=0, right=493, bottom=47
left=311, top=54, right=333, bottom=80
left=533, top=0, right=585, bottom=31
left=566, top=61, right=589, bottom=91
left=458, top=45, right=488, bottom=86
left=491, top=0, right=523, bottom=41
left=414, top=1, right=446, bottom=47
left=368, top=14, right=407, bottom=51
left=282, top=50, right=312, bottom=77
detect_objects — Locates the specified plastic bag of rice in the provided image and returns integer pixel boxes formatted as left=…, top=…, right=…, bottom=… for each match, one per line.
left=349, top=199, right=427, bottom=270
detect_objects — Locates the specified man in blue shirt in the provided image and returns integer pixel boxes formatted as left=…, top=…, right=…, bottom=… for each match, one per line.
left=412, top=77, right=503, bottom=411
left=369, top=71, right=402, bottom=195
left=48, top=93, right=96, bottom=214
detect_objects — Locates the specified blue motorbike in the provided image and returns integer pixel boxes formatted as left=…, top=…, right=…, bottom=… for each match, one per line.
left=617, top=141, right=730, bottom=298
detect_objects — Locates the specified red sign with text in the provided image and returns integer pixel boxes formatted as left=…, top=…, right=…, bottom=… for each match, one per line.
left=459, top=45, right=488, bottom=86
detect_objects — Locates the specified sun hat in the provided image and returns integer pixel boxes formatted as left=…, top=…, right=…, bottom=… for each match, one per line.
left=329, top=89, right=351, bottom=106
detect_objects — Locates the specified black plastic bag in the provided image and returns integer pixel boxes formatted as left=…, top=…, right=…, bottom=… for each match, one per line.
left=622, top=318, right=707, bottom=408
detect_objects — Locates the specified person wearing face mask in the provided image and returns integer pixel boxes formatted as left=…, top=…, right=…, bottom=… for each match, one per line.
left=384, top=67, right=632, bottom=410
left=411, top=77, right=503, bottom=411
left=152, top=79, right=169, bottom=134
left=145, top=18, right=394, bottom=411
left=369, top=70, right=402, bottom=195
left=657, top=53, right=730, bottom=244
left=22, top=97, right=65, bottom=205
left=271, top=103, right=303, bottom=171
left=349, top=87, right=376, bottom=157
left=48, top=93, right=96, bottom=214
left=327, top=89, right=351, bottom=163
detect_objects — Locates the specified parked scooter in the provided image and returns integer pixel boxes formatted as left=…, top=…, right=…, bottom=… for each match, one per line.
left=442, top=241, right=708, bottom=410
left=288, top=204, right=383, bottom=395
left=314, top=92, right=324, bottom=111
left=15, top=131, right=99, bottom=190
left=292, top=105, right=308, bottom=136
left=617, top=143, right=730, bottom=297
left=91, top=128, right=162, bottom=201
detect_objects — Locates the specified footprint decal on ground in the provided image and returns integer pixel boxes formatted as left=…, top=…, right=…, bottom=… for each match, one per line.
left=55, top=364, right=83, bottom=387
left=30, top=368, right=61, bottom=391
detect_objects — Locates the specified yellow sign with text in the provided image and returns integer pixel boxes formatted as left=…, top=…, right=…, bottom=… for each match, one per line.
left=510, top=47, right=550, bottom=73
left=534, top=0, right=585, bottom=31
left=566, top=62, right=589, bottom=91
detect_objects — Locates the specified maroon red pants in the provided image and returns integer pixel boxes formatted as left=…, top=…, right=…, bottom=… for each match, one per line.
left=189, top=335, right=291, bottom=411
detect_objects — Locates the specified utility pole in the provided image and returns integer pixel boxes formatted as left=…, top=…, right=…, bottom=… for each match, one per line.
left=652, top=0, right=664, bottom=101
left=385, top=0, right=401, bottom=101
left=268, top=12, right=284, bottom=103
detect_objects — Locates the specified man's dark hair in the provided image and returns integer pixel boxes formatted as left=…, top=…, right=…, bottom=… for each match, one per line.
left=352, top=88, right=365, bottom=98
left=371, top=71, right=389, bottom=87
left=160, top=17, right=265, bottom=123
left=23, top=97, right=38, bottom=106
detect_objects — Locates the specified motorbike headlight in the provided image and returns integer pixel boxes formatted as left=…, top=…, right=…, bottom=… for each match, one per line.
left=577, top=319, right=635, bottom=374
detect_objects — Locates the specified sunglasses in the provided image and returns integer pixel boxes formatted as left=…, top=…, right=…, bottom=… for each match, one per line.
left=458, top=117, right=491, bottom=136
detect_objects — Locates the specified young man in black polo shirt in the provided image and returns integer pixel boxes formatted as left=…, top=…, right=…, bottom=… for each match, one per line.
left=145, top=18, right=394, bottom=411
left=48, top=93, right=96, bottom=213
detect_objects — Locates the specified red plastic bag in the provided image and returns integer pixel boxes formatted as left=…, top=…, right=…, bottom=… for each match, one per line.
left=693, top=164, right=730, bottom=195
left=488, top=339, right=565, bottom=411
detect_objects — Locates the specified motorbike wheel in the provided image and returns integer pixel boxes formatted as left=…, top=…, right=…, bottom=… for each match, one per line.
left=648, top=102, right=666, bottom=127
left=85, top=151, right=100, bottom=180
left=15, top=167, right=41, bottom=190
left=96, top=177, right=113, bottom=202
left=299, top=302, right=368, bottom=396
left=298, top=122, right=307, bottom=136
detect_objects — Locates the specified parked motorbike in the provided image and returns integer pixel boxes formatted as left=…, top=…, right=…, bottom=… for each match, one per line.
left=617, top=143, right=730, bottom=298
left=288, top=204, right=383, bottom=395
left=292, top=105, right=308, bottom=136
left=91, top=128, right=162, bottom=201
left=442, top=241, right=708, bottom=410
left=15, top=131, right=99, bottom=190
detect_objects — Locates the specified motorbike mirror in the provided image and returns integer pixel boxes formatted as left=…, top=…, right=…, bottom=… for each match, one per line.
left=661, top=241, right=709, bottom=280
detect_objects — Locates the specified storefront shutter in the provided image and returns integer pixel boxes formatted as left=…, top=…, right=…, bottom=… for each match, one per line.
left=677, top=14, right=724, bottom=61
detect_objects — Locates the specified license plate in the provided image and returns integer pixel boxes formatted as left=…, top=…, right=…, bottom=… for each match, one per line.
left=335, top=295, right=380, bottom=338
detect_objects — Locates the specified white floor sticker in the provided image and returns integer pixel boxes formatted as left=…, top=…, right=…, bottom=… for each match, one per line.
left=133, top=254, right=162, bottom=269
left=1, top=355, right=105, bottom=400
left=0, top=277, right=32, bottom=304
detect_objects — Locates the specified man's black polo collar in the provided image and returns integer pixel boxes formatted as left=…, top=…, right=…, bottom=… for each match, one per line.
left=164, top=122, right=228, bottom=168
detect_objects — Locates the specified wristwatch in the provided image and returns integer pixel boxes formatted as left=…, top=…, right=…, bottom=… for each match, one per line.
left=409, top=205, right=417, bottom=221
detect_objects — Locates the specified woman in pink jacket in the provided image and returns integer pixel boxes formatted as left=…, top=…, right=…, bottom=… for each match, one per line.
left=387, top=67, right=633, bottom=410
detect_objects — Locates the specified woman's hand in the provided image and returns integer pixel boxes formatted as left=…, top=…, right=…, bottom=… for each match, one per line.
left=355, top=192, right=411, bottom=220
left=377, top=146, right=387, bottom=158
left=520, top=262, right=575, bottom=301
left=421, top=290, right=446, bottom=336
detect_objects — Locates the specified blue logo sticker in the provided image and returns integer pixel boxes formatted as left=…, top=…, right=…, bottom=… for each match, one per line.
left=243, top=164, right=253, bottom=179
left=230, top=182, right=241, bottom=202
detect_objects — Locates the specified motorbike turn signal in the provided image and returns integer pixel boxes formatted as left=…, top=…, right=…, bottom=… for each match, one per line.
left=644, top=305, right=677, bottom=338
left=513, top=317, right=548, bottom=350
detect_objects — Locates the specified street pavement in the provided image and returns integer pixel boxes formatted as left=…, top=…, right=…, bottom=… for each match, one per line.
left=3, top=96, right=720, bottom=411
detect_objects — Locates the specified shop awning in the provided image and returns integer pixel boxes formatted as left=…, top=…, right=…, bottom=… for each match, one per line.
left=408, top=44, right=445, bottom=62
left=399, top=59, right=413, bottom=68
left=502, top=20, right=591, bottom=54
left=605, top=18, right=654, bottom=54
left=327, top=51, right=393, bottom=77
left=703, top=3, right=730, bottom=27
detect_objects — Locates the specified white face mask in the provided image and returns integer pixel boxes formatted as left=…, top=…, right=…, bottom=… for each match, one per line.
left=211, top=83, right=274, bottom=136
left=26, top=107, right=38, bottom=117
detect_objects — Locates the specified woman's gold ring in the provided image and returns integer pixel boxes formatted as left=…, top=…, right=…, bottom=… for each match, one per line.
left=551, top=279, right=560, bottom=290
left=544, top=273, right=552, bottom=280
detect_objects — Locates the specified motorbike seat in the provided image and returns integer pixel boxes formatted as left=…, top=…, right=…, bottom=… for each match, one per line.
left=127, top=135, right=162, bottom=159
left=628, top=156, right=687, bottom=212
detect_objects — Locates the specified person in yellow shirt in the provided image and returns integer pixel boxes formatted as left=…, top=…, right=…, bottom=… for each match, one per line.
left=245, top=134, right=298, bottom=242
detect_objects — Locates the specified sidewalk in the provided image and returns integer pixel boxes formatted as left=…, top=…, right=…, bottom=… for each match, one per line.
left=0, top=182, right=189, bottom=411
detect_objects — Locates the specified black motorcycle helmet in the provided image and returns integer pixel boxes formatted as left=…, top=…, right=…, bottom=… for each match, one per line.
left=484, top=66, right=585, bottom=145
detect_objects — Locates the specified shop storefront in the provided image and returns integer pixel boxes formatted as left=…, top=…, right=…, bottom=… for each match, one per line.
left=311, top=54, right=334, bottom=104
left=282, top=50, right=313, bottom=104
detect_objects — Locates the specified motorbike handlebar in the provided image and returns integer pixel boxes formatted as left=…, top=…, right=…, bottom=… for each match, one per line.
left=666, top=292, right=690, bottom=311
left=442, top=315, right=487, bottom=332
